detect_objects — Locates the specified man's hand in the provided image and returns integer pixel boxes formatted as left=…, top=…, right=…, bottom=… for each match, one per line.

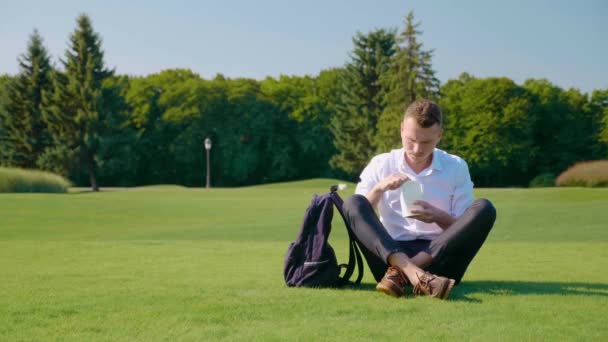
left=376, top=174, right=409, bottom=192
left=409, top=200, right=455, bottom=230
left=365, top=174, right=409, bottom=208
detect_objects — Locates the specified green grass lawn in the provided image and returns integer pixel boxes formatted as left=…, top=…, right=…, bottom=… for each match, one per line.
left=1, top=179, right=607, bottom=341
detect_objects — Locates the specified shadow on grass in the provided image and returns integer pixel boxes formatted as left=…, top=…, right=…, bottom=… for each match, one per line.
left=346, top=281, right=608, bottom=302
left=451, top=280, right=608, bottom=301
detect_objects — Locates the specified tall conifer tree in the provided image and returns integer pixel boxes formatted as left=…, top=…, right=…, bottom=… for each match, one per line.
left=1, top=29, right=53, bottom=168
left=375, top=11, right=440, bottom=151
left=0, top=76, right=11, bottom=165
left=43, top=14, right=113, bottom=190
left=330, top=29, right=395, bottom=179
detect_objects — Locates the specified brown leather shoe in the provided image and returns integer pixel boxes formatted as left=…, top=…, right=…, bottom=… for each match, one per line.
left=376, top=266, right=409, bottom=297
left=412, top=272, right=455, bottom=299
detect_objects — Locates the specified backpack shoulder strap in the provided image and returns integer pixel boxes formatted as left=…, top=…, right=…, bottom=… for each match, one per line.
left=329, top=187, right=364, bottom=285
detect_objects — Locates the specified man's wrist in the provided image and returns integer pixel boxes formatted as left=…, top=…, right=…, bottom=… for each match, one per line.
left=436, top=211, right=455, bottom=230
left=365, top=185, right=385, bottom=208
left=372, top=184, right=385, bottom=195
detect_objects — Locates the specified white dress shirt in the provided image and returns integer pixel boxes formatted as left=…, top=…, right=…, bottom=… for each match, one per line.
left=355, top=148, right=474, bottom=241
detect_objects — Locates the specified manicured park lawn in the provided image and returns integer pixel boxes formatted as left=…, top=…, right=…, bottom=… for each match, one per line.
left=1, top=179, right=607, bottom=340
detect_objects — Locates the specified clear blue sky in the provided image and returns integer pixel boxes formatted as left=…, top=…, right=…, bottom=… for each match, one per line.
left=1, top=0, right=606, bottom=93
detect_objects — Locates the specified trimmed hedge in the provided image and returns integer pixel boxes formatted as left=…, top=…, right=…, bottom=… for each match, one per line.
left=529, top=173, right=556, bottom=188
left=0, top=167, right=71, bottom=193
left=556, top=160, right=608, bottom=187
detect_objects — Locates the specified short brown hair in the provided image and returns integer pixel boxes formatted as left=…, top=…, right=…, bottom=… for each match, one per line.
left=403, top=99, right=443, bottom=128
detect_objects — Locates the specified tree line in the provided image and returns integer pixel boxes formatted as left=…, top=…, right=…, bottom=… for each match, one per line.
left=1, top=13, right=606, bottom=190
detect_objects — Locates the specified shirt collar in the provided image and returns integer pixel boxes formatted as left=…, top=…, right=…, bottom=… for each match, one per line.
left=398, top=148, right=443, bottom=174
left=430, top=149, right=442, bottom=171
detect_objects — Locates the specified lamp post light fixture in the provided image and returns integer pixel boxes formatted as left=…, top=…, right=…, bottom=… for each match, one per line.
left=204, top=137, right=212, bottom=188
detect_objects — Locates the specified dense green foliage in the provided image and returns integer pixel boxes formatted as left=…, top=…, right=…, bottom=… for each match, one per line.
left=591, top=89, right=608, bottom=153
left=1, top=182, right=607, bottom=340
left=120, top=70, right=340, bottom=186
left=439, top=74, right=606, bottom=186
left=528, top=172, right=556, bottom=188
left=440, top=75, right=536, bottom=186
left=0, top=12, right=606, bottom=188
left=0, top=166, right=71, bottom=193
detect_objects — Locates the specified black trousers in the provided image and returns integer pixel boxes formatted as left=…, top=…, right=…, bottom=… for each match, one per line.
left=342, top=195, right=497, bottom=284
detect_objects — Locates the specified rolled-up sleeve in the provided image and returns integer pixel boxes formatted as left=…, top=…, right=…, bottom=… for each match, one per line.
left=451, top=159, right=474, bottom=217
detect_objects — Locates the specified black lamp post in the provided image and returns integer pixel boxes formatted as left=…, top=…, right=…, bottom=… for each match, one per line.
left=204, top=138, right=212, bottom=188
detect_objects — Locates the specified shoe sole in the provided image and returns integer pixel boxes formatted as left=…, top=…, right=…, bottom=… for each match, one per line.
left=376, top=282, right=404, bottom=298
left=440, top=279, right=456, bottom=300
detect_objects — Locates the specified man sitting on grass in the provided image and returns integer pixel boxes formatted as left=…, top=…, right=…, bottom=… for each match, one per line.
left=343, top=99, right=497, bottom=299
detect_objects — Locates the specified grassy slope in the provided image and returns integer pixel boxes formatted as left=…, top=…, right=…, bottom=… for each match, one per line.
left=0, top=179, right=607, bottom=340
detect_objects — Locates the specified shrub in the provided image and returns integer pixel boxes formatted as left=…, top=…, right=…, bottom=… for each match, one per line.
left=0, top=167, right=71, bottom=193
left=529, top=173, right=556, bottom=187
left=555, top=160, right=608, bottom=187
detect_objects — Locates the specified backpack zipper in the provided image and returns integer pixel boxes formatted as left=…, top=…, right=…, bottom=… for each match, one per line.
left=303, top=259, right=330, bottom=266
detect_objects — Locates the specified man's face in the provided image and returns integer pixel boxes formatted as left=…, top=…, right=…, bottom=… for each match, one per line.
left=400, top=117, right=443, bottom=165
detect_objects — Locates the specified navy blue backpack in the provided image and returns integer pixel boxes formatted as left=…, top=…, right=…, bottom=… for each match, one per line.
left=283, top=185, right=364, bottom=287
